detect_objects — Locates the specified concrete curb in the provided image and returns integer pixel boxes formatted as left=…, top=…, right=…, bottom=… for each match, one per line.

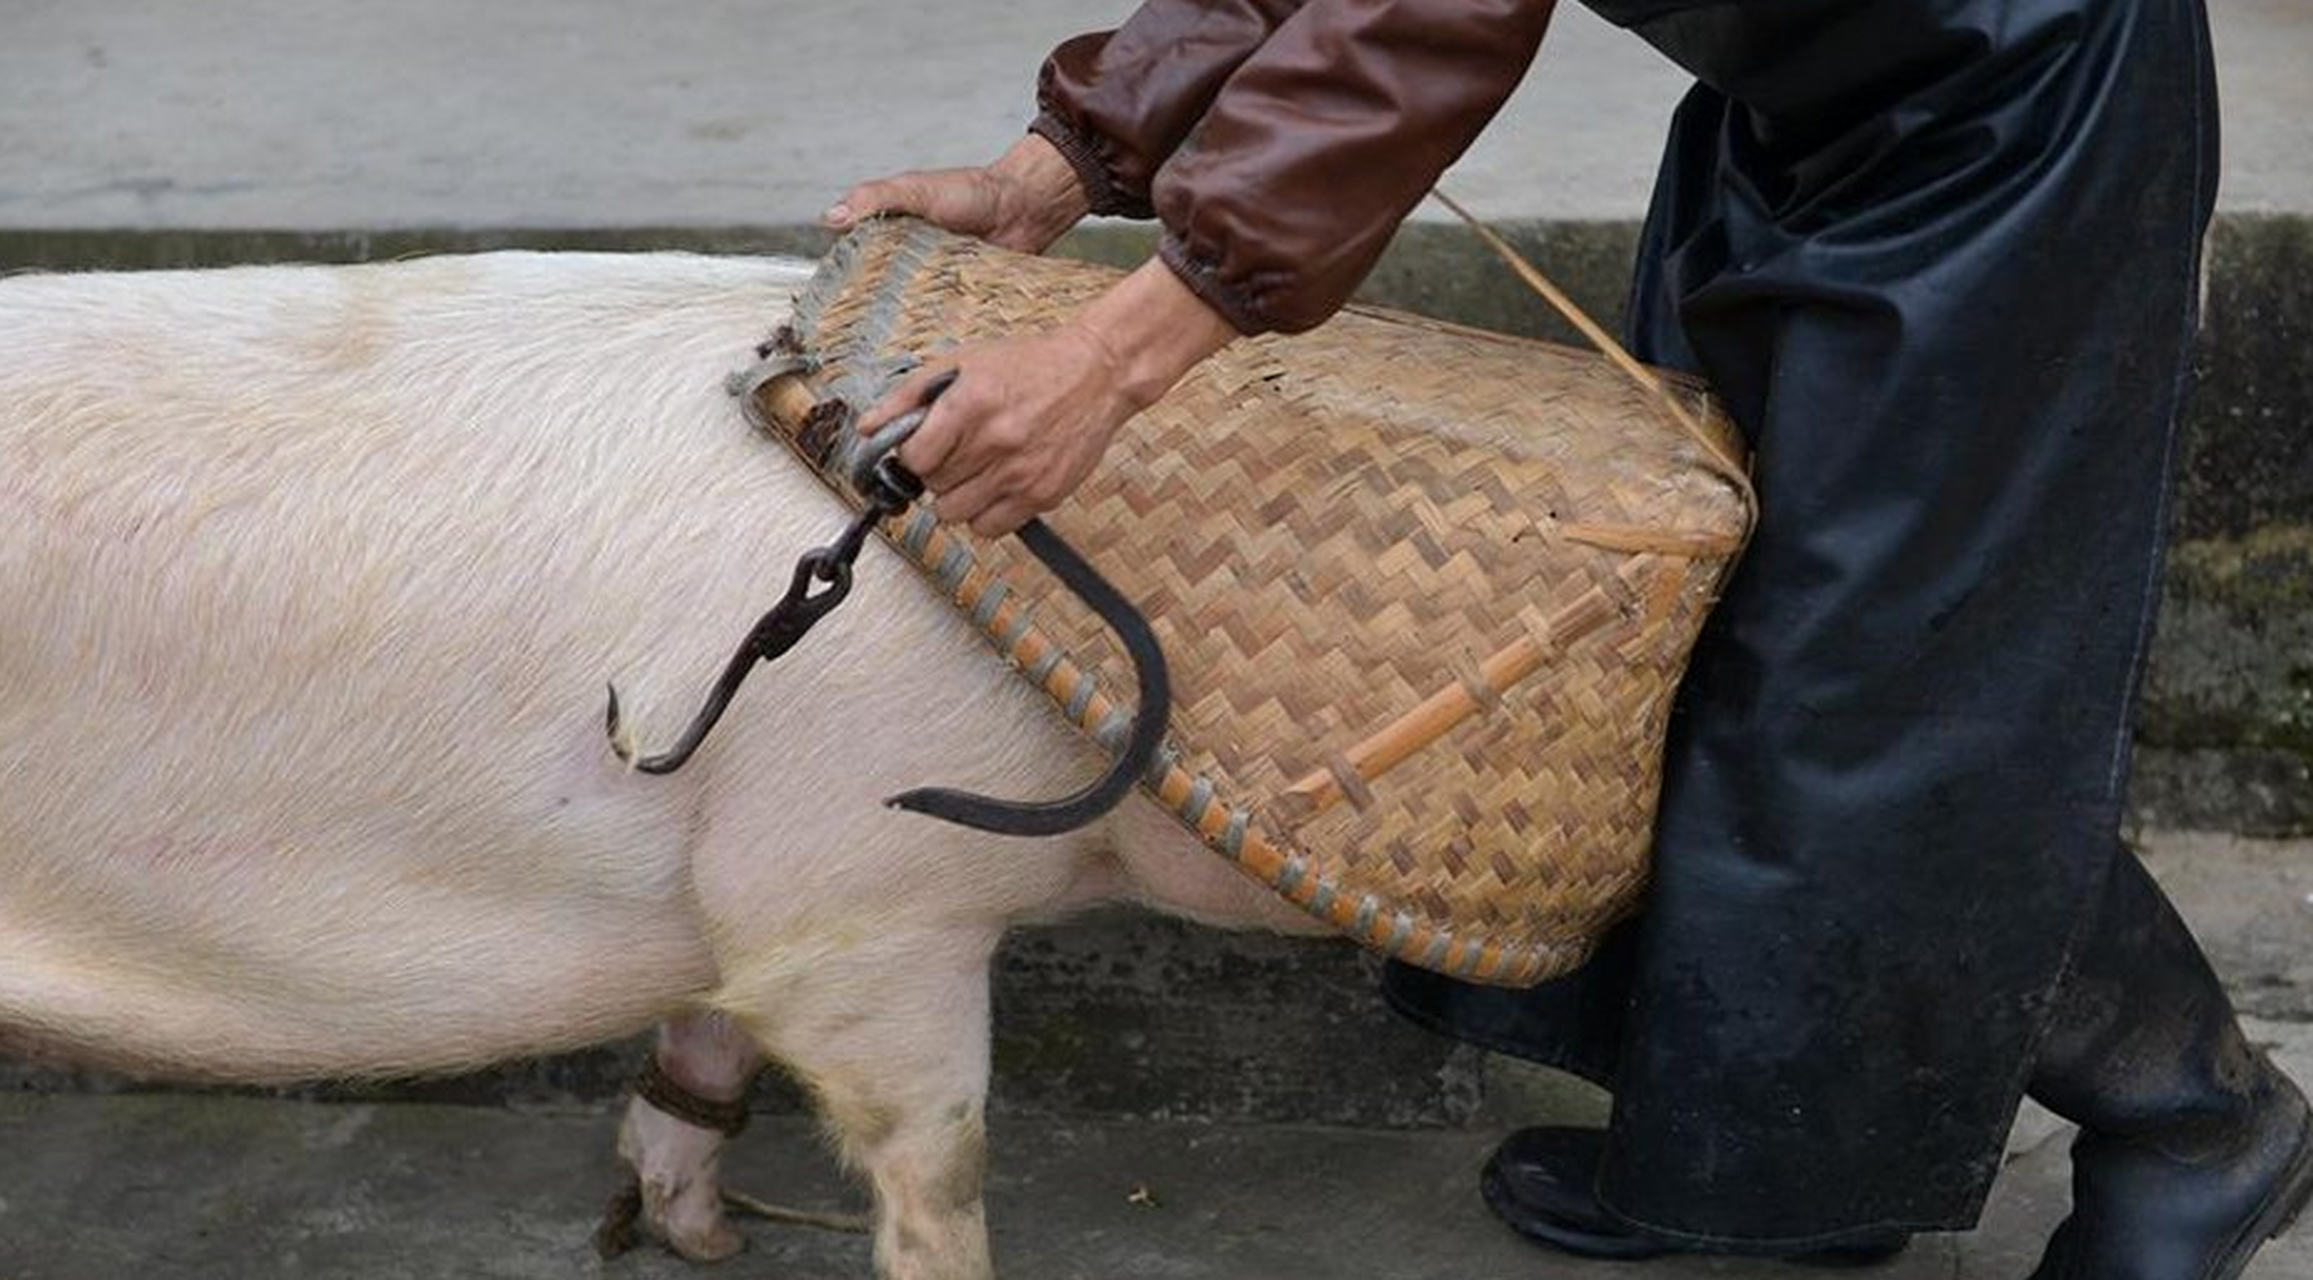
left=5, top=213, right=2305, bottom=829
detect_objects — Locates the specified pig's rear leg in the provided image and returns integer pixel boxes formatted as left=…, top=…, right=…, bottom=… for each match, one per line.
left=602, top=1011, right=764, bottom=1262
left=727, top=927, right=1001, bottom=1280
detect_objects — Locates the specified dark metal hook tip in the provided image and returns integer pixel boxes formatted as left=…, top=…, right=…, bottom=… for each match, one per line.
left=604, top=681, right=633, bottom=761
left=603, top=680, right=692, bottom=775
left=880, top=785, right=1126, bottom=838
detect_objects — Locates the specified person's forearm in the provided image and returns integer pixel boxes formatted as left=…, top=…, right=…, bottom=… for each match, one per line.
left=984, top=134, right=1094, bottom=249
left=1073, top=257, right=1242, bottom=411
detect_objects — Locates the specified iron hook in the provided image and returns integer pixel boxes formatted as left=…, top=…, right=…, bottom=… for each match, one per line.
left=604, top=370, right=1171, bottom=838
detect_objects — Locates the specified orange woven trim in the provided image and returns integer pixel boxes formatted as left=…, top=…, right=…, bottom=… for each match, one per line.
left=888, top=502, right=1580, bottom=986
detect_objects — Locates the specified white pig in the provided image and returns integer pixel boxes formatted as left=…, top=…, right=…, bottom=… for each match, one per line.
left=0, top=252, right=1321, bottom=1280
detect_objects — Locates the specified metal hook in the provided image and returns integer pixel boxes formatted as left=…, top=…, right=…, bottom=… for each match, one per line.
left=605, top=543, right=861, bottom=774
left=605, top=376, right=941, bottom=774
left=604, top=370, right=1171, bottom=838
left=885, top=516, right=1170, bottom=836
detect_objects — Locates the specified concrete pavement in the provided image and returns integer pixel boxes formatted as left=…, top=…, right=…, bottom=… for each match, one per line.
left=1, top=0, right=2306, bottom=232
left=4, top=1029, right=2310, bottom=1279
left=3, top=829, right=2310, bottom=1278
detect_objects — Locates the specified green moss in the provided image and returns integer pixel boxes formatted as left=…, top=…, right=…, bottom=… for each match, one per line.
left=2147, top=524, right=2313, bottom=761
left=2169, top=524, right=2313, bottom=615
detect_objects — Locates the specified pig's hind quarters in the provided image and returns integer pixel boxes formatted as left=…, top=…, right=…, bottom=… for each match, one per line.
left=685, top=924, right=1003, bottom=1280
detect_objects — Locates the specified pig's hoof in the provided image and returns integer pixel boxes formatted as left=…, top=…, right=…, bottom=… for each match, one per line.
left=679, top=1222, right=748, bottom=1263
left=593, top=1177, right=646, bottom=1260
left=594, top=1172, right=749, bottom=1263
left=642, top=1172, right=749, bottom=1263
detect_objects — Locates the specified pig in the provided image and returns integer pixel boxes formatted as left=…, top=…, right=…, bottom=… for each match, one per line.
left=0, top=251, right=1323, bottom=1280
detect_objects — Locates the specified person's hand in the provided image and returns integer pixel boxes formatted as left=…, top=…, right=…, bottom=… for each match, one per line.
left=824, top=134, right=1090, bottom=254
left=857, top=259, right=1241, bottom=537
left=867, top=326, right=1133, bottom=537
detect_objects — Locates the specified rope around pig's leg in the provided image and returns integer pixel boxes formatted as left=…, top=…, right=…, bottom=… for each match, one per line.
left=722, top=1186, right=872, bottom=1234
left=592, top=1176, right=869, bottom=1261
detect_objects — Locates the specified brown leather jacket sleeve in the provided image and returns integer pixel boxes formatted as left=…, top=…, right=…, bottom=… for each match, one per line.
left=1152, top=0, right=1559, bottom=334
left=1031, top=0, right=1311, bottom=219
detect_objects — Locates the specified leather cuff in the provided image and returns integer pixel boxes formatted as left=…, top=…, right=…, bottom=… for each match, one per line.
left=1158, top=231, right=1273, bottom=336
left=1028, top=110, right=1155, bottom=220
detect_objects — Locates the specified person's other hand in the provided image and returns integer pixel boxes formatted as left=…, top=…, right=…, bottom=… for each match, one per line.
left=856, top=259, right=1240, bottom=537
left=824, top=135, right=1089, bottom=254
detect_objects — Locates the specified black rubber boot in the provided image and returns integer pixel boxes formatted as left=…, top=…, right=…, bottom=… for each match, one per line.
left=1480, top=1127, right=1909, bottom=1265
left=2025, top=851, right=2313, bottom=1280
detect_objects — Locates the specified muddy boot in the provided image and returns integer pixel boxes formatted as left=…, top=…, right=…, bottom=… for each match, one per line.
left=2025, top=850, right=2313, bottom=1280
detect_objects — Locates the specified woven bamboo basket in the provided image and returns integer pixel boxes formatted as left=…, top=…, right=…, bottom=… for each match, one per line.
left=743, top=218, right=1754, bottom=987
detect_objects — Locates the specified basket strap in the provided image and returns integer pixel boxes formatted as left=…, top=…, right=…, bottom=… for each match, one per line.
left=1429, top=190, right=1758, bottom=516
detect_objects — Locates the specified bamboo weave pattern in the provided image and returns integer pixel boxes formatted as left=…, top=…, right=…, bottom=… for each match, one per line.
left=753, top=220, right=1753, bottom=987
